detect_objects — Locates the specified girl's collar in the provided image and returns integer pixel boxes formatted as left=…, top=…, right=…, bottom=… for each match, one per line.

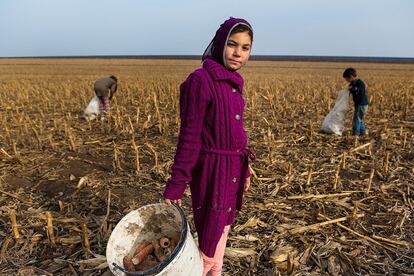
left=202, top=58, right=244, bottom=90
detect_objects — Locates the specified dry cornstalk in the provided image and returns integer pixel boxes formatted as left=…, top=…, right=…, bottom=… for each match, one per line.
left=397, top=210, right=410, bottom=229
left=285, top=162, right=293, bottom=185
left=115, top=108, right=123, bottom=129
left=105, top=190, right=111, bottom=218
left=142, top=114, right=152, bottom=130
left=327, top=96, right=331, bottom=112
left=349, top=142, right=371, bottom=153
left=31, top=126, right=41, bottom=147
left=81, top=222, right=91, bottom=257
left=289, top=214, right=363, bottom=235
left=403, top=104, right=408, bottom=120
left=12, top=141, right=17, bottom=155
left=306, top=166, right=312, bottom=187
left=145, top=143, right=159, bottom=170
left=372, top=235, right=414, bottom=249
left=288, top=162, right=293, bottom=176
left=112, top=142, right=123, bottom=171
left=10, top=210, right=19, bottom=240
left=287, top=192, right=352, bottom=200
left=128, top=116, right=135, bottom=134
left=48, top=134, right=56, bottom=150
left=100, top=190, right=111, bottom=234
left=318, top=213, right=390, bottom=250
left=2, top=120, right=11, bottom=143
left=153, top=93, right=163, bottom=133
left=249, top=165, right=258, bottom=180
left=87, top=118, right=92, bottom=130
left=383, top=152, right=389, bottom=174
left=341, top=153, right=346, bottom=169
left=403, top=133, right=407, bottom=148
left=58, top=200, right=64, bottom=211
left=366, top=169, right=375, bottom=194
left=333, top=163, right=341, bottom=190
left=0, top=148, right=12, bottom=159
left=0, top=189, right=24, bottom=202
left=308, top=120, right=313, bottom=141
left=23, top=123, right=29, bottom=139
left=56, top=236, right=82, bottom=245
left=46, top=211, right=56, bottom=246
left=65, top=125, right=76, bottom=151
left=131, top=138, right=140, bottom=172
left=136, top=107, right=140, bottom=125
left=351, top=202, right=359, bottom=220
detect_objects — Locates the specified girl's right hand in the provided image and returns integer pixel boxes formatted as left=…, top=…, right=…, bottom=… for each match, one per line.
left=165, top=198, right=182, bottom=206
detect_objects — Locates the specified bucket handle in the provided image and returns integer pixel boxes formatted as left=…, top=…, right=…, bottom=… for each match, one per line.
left=112, top=203, right=188, bottom=275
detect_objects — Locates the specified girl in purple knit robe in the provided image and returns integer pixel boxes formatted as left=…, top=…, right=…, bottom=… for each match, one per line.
left=163, top=17, right=254, bottom=276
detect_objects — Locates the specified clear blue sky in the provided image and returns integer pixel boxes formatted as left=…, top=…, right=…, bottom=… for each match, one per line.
left=1, top=0, right=413, bottom=57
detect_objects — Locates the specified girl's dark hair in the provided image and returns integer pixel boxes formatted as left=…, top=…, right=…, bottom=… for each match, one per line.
left=231, top=24, right=253, bottom=41
left=343, top=68, right=357, bottom=78
left=109, top=75, right=118, bottom=82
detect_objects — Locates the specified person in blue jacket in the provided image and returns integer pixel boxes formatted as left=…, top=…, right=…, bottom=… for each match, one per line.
left=343, top=68, right=369, bottom=136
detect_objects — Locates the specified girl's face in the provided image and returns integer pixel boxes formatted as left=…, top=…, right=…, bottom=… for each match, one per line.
left=224, top=31, right=252, bottom=71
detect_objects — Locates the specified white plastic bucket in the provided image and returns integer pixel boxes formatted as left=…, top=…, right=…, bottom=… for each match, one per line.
left=106, top=203, right=202, bottom=276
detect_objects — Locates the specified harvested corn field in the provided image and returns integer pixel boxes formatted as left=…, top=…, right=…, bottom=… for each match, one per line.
left=0, top=58, right=413, bottom=275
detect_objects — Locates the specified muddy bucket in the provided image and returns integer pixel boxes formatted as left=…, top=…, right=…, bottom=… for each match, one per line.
left=106, top=203, right=202, bottom=275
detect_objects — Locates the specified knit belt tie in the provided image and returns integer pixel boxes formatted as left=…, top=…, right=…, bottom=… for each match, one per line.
left=201, top=147, right=256, bottom=161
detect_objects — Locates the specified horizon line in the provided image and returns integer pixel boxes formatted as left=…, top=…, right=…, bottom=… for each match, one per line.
left=1, top=54, right=413, bottom=64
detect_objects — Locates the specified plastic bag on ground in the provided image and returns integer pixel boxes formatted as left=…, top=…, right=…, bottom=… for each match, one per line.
left=80, top=96, right=100, bottom=121
left=321, top=90, right=349, bottom=136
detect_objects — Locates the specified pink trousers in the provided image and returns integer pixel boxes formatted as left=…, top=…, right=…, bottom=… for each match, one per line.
left=200, top=225, right=230, bottom=276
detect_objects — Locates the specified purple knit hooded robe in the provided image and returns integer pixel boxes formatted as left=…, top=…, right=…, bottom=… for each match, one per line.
left=163, top=17, right=254, bottom=257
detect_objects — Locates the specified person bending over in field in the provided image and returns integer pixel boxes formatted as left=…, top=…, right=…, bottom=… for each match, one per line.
left=93, top=75, right=118, bottom=114
left=343, top=68, right=369, bottom=136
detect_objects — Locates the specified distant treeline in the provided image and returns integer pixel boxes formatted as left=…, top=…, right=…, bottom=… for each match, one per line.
left=2, top=55, right=414, bottom=64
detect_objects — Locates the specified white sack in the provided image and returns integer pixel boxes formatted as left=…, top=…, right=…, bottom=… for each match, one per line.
left=80, top=96, right=100, bottom=121
left=321, top=90, right=349, bottom=136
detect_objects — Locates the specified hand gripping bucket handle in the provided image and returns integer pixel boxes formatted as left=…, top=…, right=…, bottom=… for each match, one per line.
left=112, top=204, right=188, bottom=275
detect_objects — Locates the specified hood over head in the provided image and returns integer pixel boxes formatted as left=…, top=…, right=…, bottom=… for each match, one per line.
left=202, top=17, right=253, bottom=66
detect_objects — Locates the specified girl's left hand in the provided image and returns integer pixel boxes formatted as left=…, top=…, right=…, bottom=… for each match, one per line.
left=165, top=198, right=182, bottom=207
left=244, top=177, right=251, bottom=192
